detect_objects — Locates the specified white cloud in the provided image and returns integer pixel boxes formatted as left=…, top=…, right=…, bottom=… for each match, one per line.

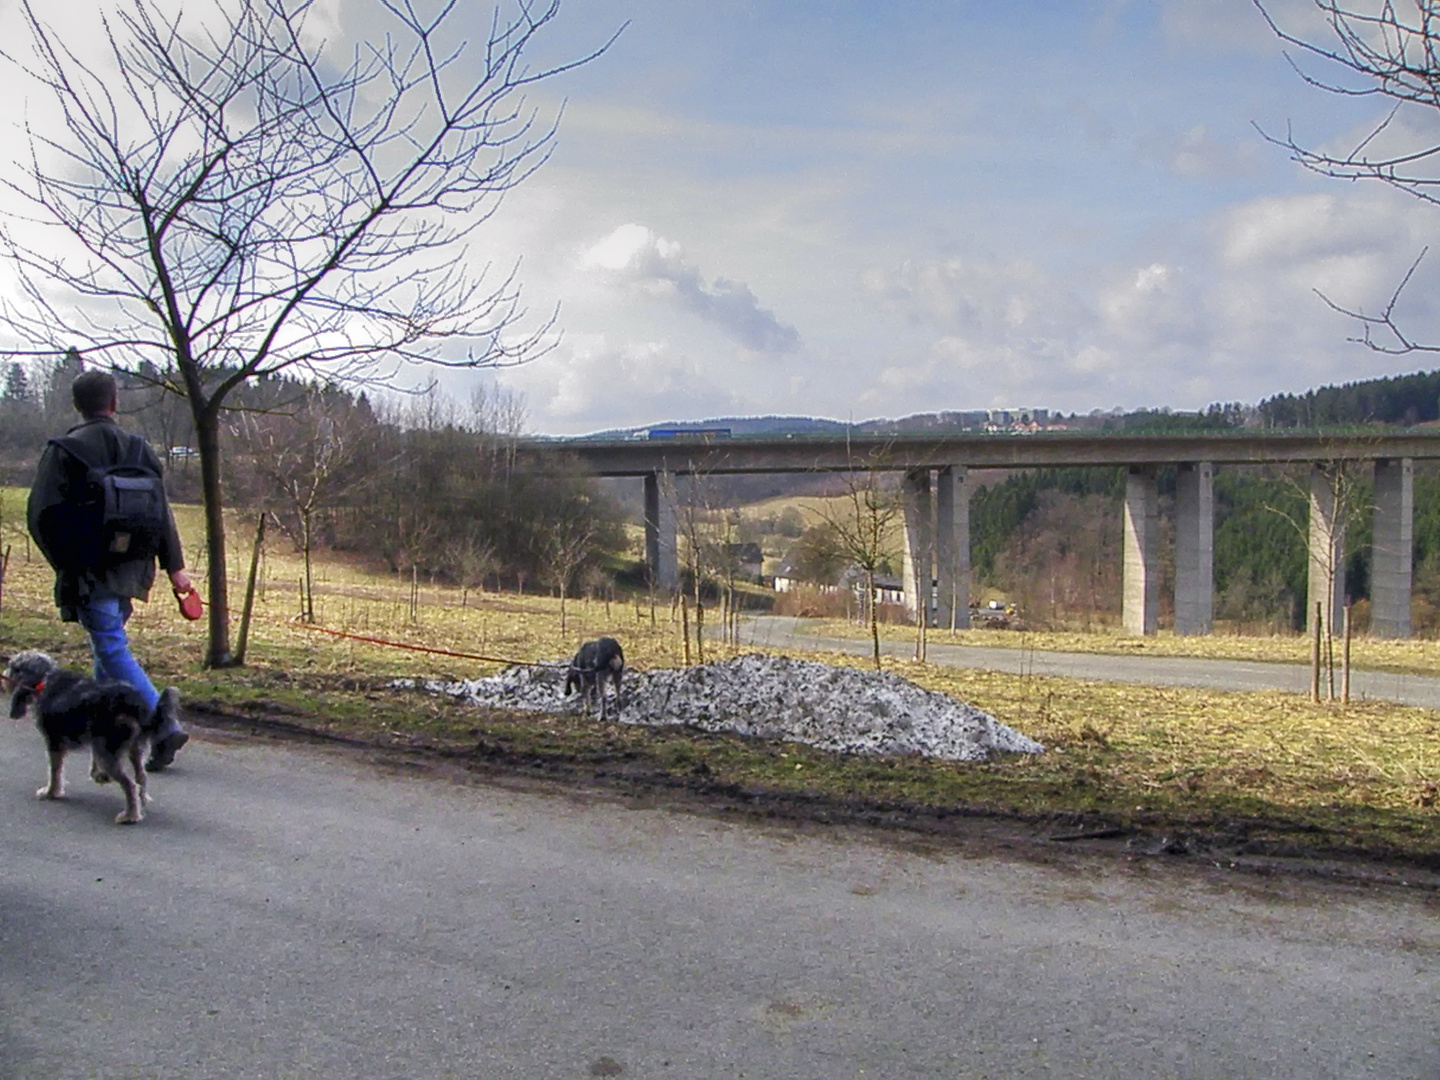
left=1141, top=123, right=1262, bottom=179
left=580, top=224, right=800, bottom=353
left=846, top=182, right=1440, bottom=413
left=1219, top=193, right=1404, bottom=267
left=501, top=333, right=766, bottom=425
left=1158, top=0, right=1320, bottom=53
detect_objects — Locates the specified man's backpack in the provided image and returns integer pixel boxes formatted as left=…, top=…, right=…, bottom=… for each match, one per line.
left=46, top=434, right=169, bottom=570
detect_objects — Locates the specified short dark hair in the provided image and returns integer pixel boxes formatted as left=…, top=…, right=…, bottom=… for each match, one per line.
left=71, top=370, right=118, bottom=418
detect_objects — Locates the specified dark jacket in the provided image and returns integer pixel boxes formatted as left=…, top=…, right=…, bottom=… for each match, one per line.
left=27, top=416, right=184, bottom=619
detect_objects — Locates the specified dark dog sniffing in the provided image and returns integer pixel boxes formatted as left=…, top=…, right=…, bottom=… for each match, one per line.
left=4, top=650, right=161, bottom=824
left=564, top=636, right=624, bottom=718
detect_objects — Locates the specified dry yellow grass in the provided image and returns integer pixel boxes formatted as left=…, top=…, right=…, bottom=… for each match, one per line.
left=806, top=617, right=1440, bottom=676
left=4, top=486, right=1439, bottom=859
left=1, top=487, right=719, bottom=678
left=884, top=659, right=1440, bottom=821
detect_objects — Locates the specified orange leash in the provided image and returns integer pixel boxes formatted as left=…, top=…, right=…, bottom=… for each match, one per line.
left=287, top=621, right=567, bottom=668
left=176, top=588, right=566, bottom=668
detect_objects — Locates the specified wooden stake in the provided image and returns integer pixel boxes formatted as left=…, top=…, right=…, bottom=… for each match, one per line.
left=1311, top=602, right=1322, bottom=703
left=235, top=513, right=267, bottom=665
left=680, top=594, right=691, bottom=666
left=1326, top=604, right=1336, bottom=702
left=1342, top=598, right=1352, bottom=705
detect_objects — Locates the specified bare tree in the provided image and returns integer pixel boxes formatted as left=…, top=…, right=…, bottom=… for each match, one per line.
left=812, top=455, right=901, bottom=671
left=1257, top=1, right=1440, bottom=351
left=0, top=0, right=615, bottom=665
left=537, top=512, right=594, bottom=634
left=657, top=464, right=728, bottom=665
left=468, top=382, right=527, bottom=481
left=708, top=509, right=750, bottom=647
left=445, top=533, right=499, bottom=607
left=1264, top=457, right=1370, bottom=700
left=230, top=387, right=370, bottom=622
left=995, top=490, right=1121, bottom=632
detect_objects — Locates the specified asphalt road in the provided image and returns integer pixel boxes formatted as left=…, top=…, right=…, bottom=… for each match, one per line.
left=2, top=718, right=1438, bottom=1079
left=740, top=615, right=1440, bottom=707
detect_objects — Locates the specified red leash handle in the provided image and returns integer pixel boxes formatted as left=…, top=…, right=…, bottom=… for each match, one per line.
left=174, top=587, right=204, bottom=621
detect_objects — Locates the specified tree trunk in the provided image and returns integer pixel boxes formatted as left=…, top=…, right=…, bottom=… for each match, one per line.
left=195, top=409, right=234, bottom=667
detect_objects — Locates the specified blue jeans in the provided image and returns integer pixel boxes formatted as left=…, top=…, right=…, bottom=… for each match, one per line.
left=76, top=592, right=163, bottom=721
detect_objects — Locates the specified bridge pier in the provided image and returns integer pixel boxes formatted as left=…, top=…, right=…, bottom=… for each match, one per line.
left=1173, top=462, right=1214, bottom=636
left=1371, top=457, right=1414, bottom=639
left=935, top=466, right=971, bottom=629
left=1123, top=467, right=1159, bottom=636
left=901, top=466, right=971, bottom=628
left=901, top=469, right=933, bottom=624
left=643, top=472, right=678, bottom=592
left=1307, top=465, right=1348, bottom=638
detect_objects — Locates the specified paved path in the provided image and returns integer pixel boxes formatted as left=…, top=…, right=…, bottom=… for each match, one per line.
left=2, top=719, right=1438, bottom=1079
left=739, top=615, right=1440, bottom=707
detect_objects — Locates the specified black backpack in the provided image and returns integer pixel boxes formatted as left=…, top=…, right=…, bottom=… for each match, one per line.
left=46, top=434, right=169, bottom=570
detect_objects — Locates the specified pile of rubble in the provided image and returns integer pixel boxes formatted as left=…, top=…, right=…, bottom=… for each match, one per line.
left=400, top=653, right=1044, bottom=763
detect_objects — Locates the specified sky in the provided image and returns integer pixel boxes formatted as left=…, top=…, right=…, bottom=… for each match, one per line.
left=8, top=0, right=1440, bottom=435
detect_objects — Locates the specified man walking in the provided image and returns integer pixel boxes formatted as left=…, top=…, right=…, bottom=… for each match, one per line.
left=28, top=369, right=192, bottom=770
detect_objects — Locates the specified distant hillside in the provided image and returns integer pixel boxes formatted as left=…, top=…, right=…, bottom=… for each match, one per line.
left=586, top=403, right=1259, bottom=440
left=583, top=416, right=853, bottom=439
left=1258, top=369, right=1440, bottom=428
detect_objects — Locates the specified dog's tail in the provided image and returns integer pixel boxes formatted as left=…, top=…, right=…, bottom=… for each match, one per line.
left=105, top=685, right=159, bottom=737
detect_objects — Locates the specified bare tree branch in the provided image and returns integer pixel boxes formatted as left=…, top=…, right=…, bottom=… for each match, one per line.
left=1256, top=1, right=1440, bottom=353
left=0, top=0, right=616, bottom=664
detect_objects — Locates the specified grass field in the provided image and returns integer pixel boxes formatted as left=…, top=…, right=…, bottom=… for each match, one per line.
left=2, top=487, right=1438, bottom=865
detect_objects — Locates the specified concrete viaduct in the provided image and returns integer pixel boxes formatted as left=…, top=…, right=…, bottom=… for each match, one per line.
left=522, top=430, right=1440, bottom=638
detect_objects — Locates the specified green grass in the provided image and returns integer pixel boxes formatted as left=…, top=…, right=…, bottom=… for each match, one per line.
left=3, top=485, right=1439, bottom=867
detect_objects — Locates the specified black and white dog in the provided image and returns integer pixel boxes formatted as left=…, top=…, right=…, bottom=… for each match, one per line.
left=4, top=650, right=165, bottom=824
left=564, top=636, right=625, bottom=718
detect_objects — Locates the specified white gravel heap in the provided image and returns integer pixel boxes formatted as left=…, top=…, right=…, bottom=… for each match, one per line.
left=402, top=653, right=1044, bottom=763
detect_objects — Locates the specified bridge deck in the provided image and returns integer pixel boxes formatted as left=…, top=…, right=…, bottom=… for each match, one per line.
left=524, top=431, right=1440, bottom=476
